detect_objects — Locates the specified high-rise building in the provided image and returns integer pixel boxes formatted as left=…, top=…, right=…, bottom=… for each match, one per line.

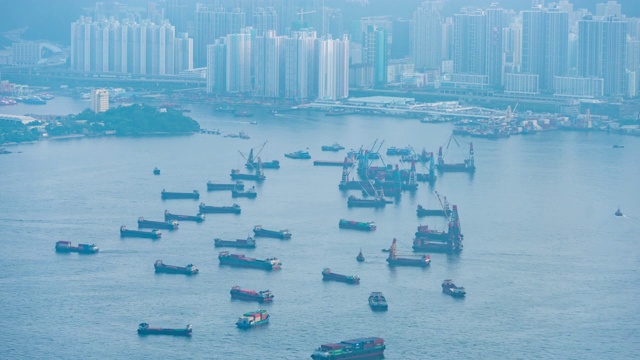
left=225, top=29, right=252, bottom=93
left=284, top=29, right=317, bottom=100
left=317, top=35, right=350, bottom=100
left=363, top=25, right=386, bottom=86
left=453, top=9, right=486, bottom=75
left=175, top=32, right=193, bottom=73
left=596, top=1, right=622, bottom=18
left=543, top=8, right=569, bottom=91
left=194, top=5, right=245, bottom=68
left=485, top=5, right=505, bottom=87
left=412, top=1, right=442, bottom=71
left=206, top=40, right=226, bottom=94
left=390, top=18, right=410, bottom=60
left=254, top=30, right=284, bottom=98
left=12, top=42, right=41, bottom=65
left=91, top=89, right=109, bottom=113
left=165, top=0, right=188, bottom=34
left=521, top=9, right=545, bottom=82
left=253, top=7, right=278, bottom=36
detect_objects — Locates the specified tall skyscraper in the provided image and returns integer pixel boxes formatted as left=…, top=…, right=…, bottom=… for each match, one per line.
left=453, top=9, right=486, bottom=75
left=225, top=29, right=252, bottom=93
left=165, top=0, right=187, bottom=34
left=363, top=25, right=386, bottom=86
left=206, top=40, right=226, bottom=94
left=543, top=8, right=569, bottom=91
left=596, top=1, right=622, bottom=18
left=412, top=1, right=442, bottom=71
left=485, top=5, right=505, bottom=87
left=254, top=30, right=284, bottom=98
left=175, top=32, right=193, bottom=73
left=194, top=5, right=246, bottom=68
left=317, top=35, right=350, bottom=100
left=521, top=9, right=545, bottom=82
left=284, top=29, right=317, bottom=100
left=253, top=7, right=278, bottom=36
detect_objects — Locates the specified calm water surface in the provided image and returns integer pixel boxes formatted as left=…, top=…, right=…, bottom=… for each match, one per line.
left=0, top=98, right=639, bottom=359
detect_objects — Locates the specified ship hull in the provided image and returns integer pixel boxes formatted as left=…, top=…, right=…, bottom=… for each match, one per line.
left=322, top=274, right=359, bottom=284
left=161, top=192, right=200, bottom=199
left=348, top=200, right=386, bottom=208
left=386, top=258, right=430, bottom=267
left=230, top=293, right=272, bottom=303
left=55, top=245, right=98, bottom=254
left=230, top=174, right=265, bottom=181
left=165, top=213, right=204, bottom=222
left=214, top=240, right=256, bottom=248
left=236, top=319, right=269, bottom=328
left=138, top=221, right=178, bottom=230
left=137, top=329, right=191, bottom=336
left=246, top=161, right=280, bottom=169
left=207, top=183, right=244, bottom=191
left=253, top=229, right=291, bottom=239
left=311, top=349, right=385, bottom=359
left=155, top=267, right=198, bottom=275
left=416, top=209, right=451, bottom=217
left=120, top=230, right=160, bottom=239
left=199, top=206, right=241, bottom=214
left=219, top=258, right=280, bottom=270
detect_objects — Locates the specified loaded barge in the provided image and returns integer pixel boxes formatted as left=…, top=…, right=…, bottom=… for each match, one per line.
left=199, top=203, right=241, bottom=214
left=230, top=286, right=274, bottom=303
left=386, top=238, right=431, bottom=267
left=230, top=168, right=265, bottom=182
left=322, top=268, right=360, bottom=284
left=138, top=217, right=179, bottom=230
left=253, top=225, right=291, bottom=239
left=161, top=189, right=200, bottom=200
left=347, top=195, right=389, bottom=208
left=120, top=226, right=161, bottom=239
left=214, top=237, right=256, bottom=248
left=164, top=210, right=205, bottom=222
left=236, top=309, right=269, bottom=329
left=218, top=251, right=281, bottom=270
left=55, top=241, right=99, bottom=254
left=339, top=219, right=376, bottom=231
left=311, top=337, right=385, bottom=359
left=207, top=180, right=245, bottom=191
left=154, top=260, right=199, bottom=275
left=137, top=323, right=192, bottom=337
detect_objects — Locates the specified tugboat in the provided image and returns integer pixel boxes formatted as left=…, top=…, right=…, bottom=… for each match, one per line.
left=368, top=292, right=388, bottom=311
left=55, top=241, right=99, bottom=254
left=321, top=268, right=360, bottom=284
left=339, top=219, right=376, bottom=231
left=284, top=150, right=311, bottom=159
left=138, top=217, right=179, bottom=230
left=207, top=180, right=245, bottom=191
left=164, top=210, right=205, bottom=222
left=252, top=225, right=291, bottom=239
left=214, top=237, right=256, bottom=248
left=218, top=251, right=281, bottom=270
left=232, top=186, right=257, bottom=198
left=120, top=226, right=161, bottom=239
left=230, top=286, right=274, bottom=303
left=321, top=143, right=345, bottom=152
left=311, top=337, right=385, bottom=359
left=441, top=279, right=466, bottom=297
left=615, top=207, right=623, bottom=216
left=236, top=309, right=269, bottom=329
left=137, top=323, right=192, bottom=336
left=356, top=249, right=365, bottom=262
left=154, top=260, right=199, bottom=275
left=153, top=167, right=160, bottom=175
left=161, top=189, right=200, bottom=200
left=199, top=203, right=241, bottom=214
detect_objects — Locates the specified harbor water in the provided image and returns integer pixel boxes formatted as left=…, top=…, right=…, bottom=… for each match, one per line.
left=0, top=97, right=639, bottom=359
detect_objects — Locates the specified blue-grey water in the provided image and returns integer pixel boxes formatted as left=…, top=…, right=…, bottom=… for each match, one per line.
left=1, top=97, right=639, bottom=359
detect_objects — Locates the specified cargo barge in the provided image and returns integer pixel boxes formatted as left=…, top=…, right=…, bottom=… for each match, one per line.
left=321, top=143, right=345, bottom=151
left=339, top=219, right=376, bottom=231
left=412, top=205, right=463, bottom=253
left=311, top=337, right=385, bottom=359
left=253, top=225, right=291, bottom=239
left=232, top=186, right=257, bottom=198
left=154, top=260, right=199, bottom=275
left=416, top=205, right=451, bottom=218
left=218, top=251, right=281, bottom=270
left=386, top=238, right=431, bottom=267
left=347, top=195, right=388, bottom=208
left=164, top=210, right=205, bottom=222
left=161, top=189, right=200, bottom=200
left=214, top=237, right=256, bottom=248
left=55, top=241, right=99, bottom=254
left=207, top=180, right=245, bottom=191
left=138, top=217, right=179, bottom=230
left=314, top=158, right=354, bottom=167
left=137, top=323, right=192, bottom=336
left=120, top=226, right=161, bottom=239
left=368, top=292, right=388, bottom=311
left=442, top=279, right=466, bottom=297
left=230, top=169, right=265, bottom=182
left=230, top=286, right=274, bottom=303
left=322, top=268, right=360, bottom=284
left=236, top=309, right=269, bottom=329
left=199, top=203, right=241, bottom=214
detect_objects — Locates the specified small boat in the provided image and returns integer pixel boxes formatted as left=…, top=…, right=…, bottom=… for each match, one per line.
left=138, top=217, right=179, bottom=230
left=321, top=268, right=360, bottom=284
left=249, top=121, right=258, bottom=124
left=613, top=145, right=624, bottom=148
left=236, top=309, right=269, bottom=329
left=214, top=237, right=256, bottom=248
left=284, top=150, right=311, bottom=159
left=207, top=180, right=245, bottom=191
left=153, top=167, right=160, bottom=175
left=55, top=241, right=99, bottom=254
left=199, top=203, right=241, bottom=214
left=311, top=337, right=385, bottom=360
left=161, top=189, right=200, bottom=200
left=615, top=207, right=623, bottom=216
left=356, top=249, right=365, bottom=262
left=252, top=225, right=292, bottom=239
left=339, top=219, right=376, bottom=231
left=321, top=143, right=345, bottom=152
left=154, top=260, right=199, bottom=275
left=164, top=210, right=205, bottom=222
left=230, top=286, right=274, bottom=303
left=120, top=226, right=161, bottom=239
left=137, top=323, right=192, bottom=336
left=368, top=292, right=388, bottom=311
left=442, top=279, right=466, bottom=297
left=232, top=186, right=257, bottom=198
